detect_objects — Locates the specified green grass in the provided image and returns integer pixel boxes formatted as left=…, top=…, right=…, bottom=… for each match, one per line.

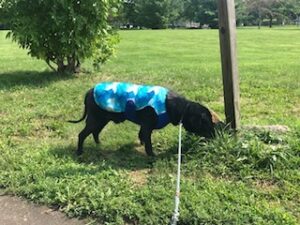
left=0, top=28, right=300, bottom=225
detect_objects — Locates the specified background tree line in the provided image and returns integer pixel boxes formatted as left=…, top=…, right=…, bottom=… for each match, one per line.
left=118, top=0, right=300, bottom=29
left=0, top=0, right=299, bottom=74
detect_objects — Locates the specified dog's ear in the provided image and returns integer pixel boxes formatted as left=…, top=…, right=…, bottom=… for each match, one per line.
left=209, top=110, right=221, bottom=124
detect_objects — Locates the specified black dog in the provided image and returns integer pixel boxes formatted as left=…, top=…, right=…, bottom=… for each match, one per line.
left=69, top=82, right=222, bottom=156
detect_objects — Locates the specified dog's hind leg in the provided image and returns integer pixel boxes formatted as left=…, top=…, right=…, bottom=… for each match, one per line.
left=92, top=121, right=108, bottom=144
left=138, top=129, right=145, bottom=145
left=77, top=115, right=98, bottom=155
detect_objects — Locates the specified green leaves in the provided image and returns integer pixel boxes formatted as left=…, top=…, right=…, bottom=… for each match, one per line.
left=132, top=0, right=182, bottom=29
left=183, top=130, right=298, bottom=179
left=2, top=0, right=120, bottom=73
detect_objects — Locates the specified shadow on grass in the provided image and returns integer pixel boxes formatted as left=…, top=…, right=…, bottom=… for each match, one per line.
left=46, top=132, right=201, bottom=178
left=49, top=143, right=160, bottom=174
left=0, top=70, right=75, bottom=90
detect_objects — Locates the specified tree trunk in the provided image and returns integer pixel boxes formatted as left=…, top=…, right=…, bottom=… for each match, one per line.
left=57, top=58, right=66, bottom=73
left=55, top=55, right=80, bottom=74
left=75, top=59, right=81, bottom=73
left=269, top=16, right=273, bottom=28
left=258, top=10, right=261, bottom=29
left=67, top=56, right=76, bottom=73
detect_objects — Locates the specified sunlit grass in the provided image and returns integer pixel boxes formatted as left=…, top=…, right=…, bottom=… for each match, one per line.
left=0, top=28, right=299, bottom=224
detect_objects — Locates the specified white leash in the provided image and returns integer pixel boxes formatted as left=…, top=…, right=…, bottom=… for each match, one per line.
left=170, top=121, right=183, bottom=225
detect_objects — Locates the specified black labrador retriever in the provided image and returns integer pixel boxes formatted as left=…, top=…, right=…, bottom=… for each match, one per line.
left=69, top=82, right=222, bottom=156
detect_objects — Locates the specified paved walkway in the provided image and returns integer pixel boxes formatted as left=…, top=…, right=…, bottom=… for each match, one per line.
left=0, top=195, right=90, bottom=225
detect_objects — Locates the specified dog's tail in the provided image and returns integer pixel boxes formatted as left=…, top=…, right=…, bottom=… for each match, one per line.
left=68, top=91, right=89, bottom=123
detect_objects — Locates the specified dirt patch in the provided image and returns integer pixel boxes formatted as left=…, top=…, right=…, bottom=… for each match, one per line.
left=242, top=125, right=290, bottom=134
left=128, top=169, right=149, bottom=186
left=290, top=106, right=300, bottom=115
left=252, top=180, right=279, bottom=192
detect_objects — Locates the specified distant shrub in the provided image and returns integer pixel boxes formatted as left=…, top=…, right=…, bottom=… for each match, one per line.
left=2, top=0, right=120, bottom=73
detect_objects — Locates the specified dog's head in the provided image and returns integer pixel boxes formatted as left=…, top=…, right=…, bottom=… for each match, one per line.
left=182, top=103, right=216, bottom=138
left=182, top=103, right=226, bottom=138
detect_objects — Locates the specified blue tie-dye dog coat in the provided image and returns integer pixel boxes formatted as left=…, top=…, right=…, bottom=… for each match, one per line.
left=93, top=82, right=170, bottom=129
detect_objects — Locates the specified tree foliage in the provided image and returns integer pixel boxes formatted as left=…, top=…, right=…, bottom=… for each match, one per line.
left=135, top=0, right=169, bottom=29
left=280, top=0, right=300, bottom=21
left=135, top=0, right=178, bottom=29
left=183, top=0, right=218, bottom=28
left=120, top=0, right=138, bottom=27
left=238, top=0, right=300, bottom=27
left=2, top=0, right=120, bottom=73
left=119, top=0, right=300, bottom=29
left=118, top=0, right=184, bottom=29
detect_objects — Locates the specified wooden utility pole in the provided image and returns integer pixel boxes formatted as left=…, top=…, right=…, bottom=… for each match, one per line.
left=217, top=0, right=240, bottom=130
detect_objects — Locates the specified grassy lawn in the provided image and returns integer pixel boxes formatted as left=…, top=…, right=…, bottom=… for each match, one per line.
left=0, top=28, right=300, bottom=224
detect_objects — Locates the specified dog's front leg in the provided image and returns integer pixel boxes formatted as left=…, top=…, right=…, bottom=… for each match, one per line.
left=139, top=125, right=155, bottom=156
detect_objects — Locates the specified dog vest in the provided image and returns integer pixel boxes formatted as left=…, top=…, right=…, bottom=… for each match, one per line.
left=93, top=82, right=170, bottom=129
